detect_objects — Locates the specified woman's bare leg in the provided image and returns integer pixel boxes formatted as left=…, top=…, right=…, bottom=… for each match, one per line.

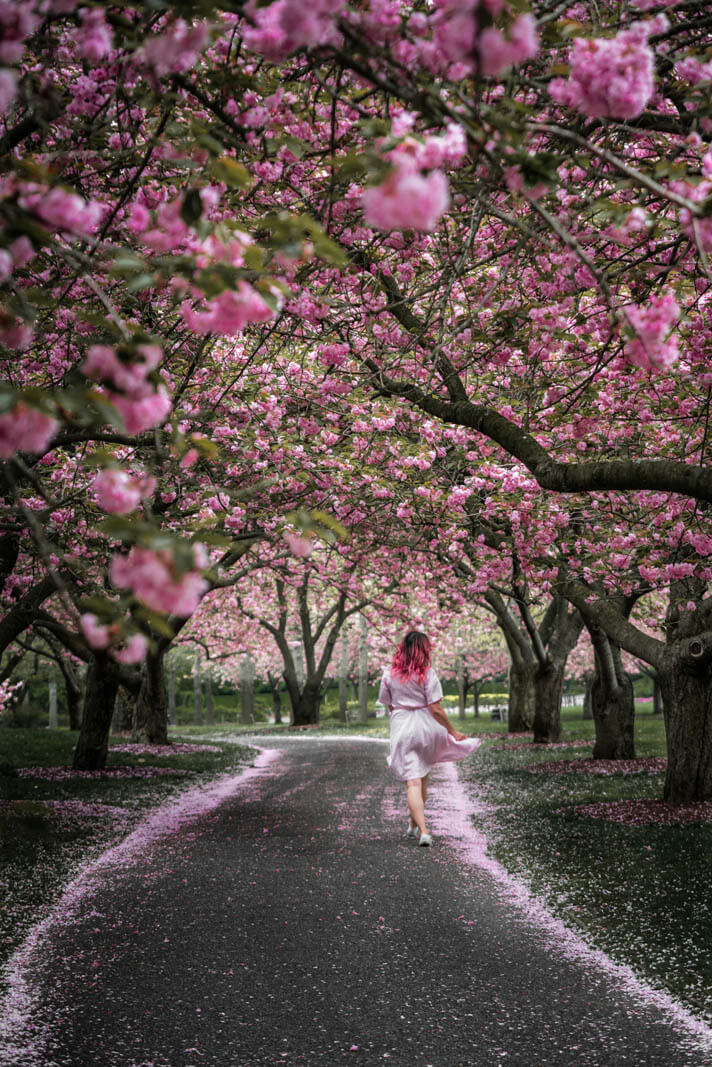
left=406, top=778, right=427, bottom=835
left=421, top=774, right=429, bottom=811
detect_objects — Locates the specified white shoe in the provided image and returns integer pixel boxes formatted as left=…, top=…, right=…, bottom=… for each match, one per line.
left=418, top=833, right=433, bottom=847
left=406, top=825, right=419, bottom=839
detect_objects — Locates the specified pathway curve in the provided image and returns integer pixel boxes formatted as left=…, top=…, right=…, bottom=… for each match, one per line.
left=1, top=737, right=710, bottom=1067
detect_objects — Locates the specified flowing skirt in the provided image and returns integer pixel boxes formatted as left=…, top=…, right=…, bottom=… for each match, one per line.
left=388, top=707, right=482, bottom=781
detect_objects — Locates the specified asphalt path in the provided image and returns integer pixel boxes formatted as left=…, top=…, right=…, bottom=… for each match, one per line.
left=2, top=737, right=710, bottom=1067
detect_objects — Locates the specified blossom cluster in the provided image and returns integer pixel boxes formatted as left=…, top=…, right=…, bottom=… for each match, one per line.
left=0, top=402, right=58, bottom=459
left=93, top=469, right=156, bottom=515
left=549, top=21, right=661, bottom=120
left=623, top=291, right=680, bottom=372
left=82, top=343, right=172, bottom=434
left=109, top=544, right=209, bottom=617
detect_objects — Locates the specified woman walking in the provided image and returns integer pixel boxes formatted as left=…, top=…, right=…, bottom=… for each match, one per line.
left=379, top=630, right=481, bottom=846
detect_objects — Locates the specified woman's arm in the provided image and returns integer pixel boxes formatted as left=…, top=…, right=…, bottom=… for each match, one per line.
left=428, top=701, right=467, bottom=741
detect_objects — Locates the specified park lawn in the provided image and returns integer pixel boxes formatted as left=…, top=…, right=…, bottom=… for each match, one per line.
left=0, top=727, right=255, bottom=987
left=460, top=705, right=712, bottom=1024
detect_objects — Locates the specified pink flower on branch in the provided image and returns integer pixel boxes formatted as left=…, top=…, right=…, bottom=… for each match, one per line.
left=284, top=530, right=314, bottom=558
left=623, top=290, right=680, bottom=371
left=138, top=18, right=209, bottom=77
left=83, top=343, right=163, bottom=399
left=478, top=15, right=538, bottom=78
left=549, top=21, right=661, bottom=120
left=19, top=185, right=103, bottom=237
left=80, top=614, right=149, bottom=665
left=0, top=402, right=57, bottom=458
left=93, top=469, right=156, bottom=515
left=109, top=545, right=209, bottom=617
left=181, top=283, right=276, bottom=335
left=363, top=158, right=450, bottom=232
left=110, top=387, right=172, bottom=434
left=76, top=8, right=113, bottom=63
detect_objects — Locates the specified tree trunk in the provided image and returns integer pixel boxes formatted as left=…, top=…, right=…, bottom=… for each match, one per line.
left=193, top=650, right=203, bottom=725
left=456, top=651, right=465, bottom=720
left=582, top=674, right=593, bottom=720
left=532, top=662, right=564, bottom=743
left=659, top=647, right=712, bottom=802
left=112, top=687, right=132, bottom=732
left=168, top=655, right=176, bottom=726
left=339, top=634, right=349, bottom=723
left=272, top=683, right=282, bottom=724
left=652, top=674, right=663, bottom=716
left=292, top=680, right=321, bottom=725
left=587, top=626, right=635, bottom=759
left=204, top=672, right=214, bottom=725
left=65, top=667, right=83, bottom=731
left=131, top=647, right=169, bottom=744
left=590, top=669, right=635, bottom=759
left=48, top=667, right=58, bottom=729
left=356, top=613, right=368, bottom=724
left=240, top=654, right=254, bottom=724
left=73, top=654, right=120, bottom=771
left=508, top=659, right=534, bottom=732
left=473, top=685, right=480, bottom=719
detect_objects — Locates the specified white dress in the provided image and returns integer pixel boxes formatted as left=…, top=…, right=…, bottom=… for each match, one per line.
left=378, top=666, right=482, bottom=781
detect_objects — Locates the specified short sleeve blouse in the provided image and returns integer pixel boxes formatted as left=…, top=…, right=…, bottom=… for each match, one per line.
left=378, top=666, right=443, bottom=710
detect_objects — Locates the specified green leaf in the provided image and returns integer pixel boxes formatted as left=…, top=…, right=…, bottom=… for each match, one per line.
left=180, top=189, right=203, bottom=226
left=132, top=607, right=175, bottom=638
left=210, top=156, right=252, bottom=189
left=310, top=509, right=349, bottom=540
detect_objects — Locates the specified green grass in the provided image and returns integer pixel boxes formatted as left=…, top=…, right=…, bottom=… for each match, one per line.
left=0, top=727, right=255, bottom=984
left=460, top=705, right=712, bottom=1023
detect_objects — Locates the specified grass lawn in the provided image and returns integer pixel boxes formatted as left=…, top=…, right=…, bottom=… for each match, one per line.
left=0, top=726, right=255, bottom=986
left=458, top=703, right=712, bottom=1023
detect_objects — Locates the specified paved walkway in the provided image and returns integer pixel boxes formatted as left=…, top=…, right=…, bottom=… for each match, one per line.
left=1, top=738, right=710, bottom=1066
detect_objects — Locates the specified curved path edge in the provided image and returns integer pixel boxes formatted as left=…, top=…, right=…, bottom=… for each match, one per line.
left=0, top=745, right=280, bottom=1067
left=431, top=760, right=712, bottom=1053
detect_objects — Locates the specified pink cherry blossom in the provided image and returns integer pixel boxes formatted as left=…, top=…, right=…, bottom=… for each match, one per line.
left=623, top=290, right=680, bottom=371
left=93, top=469, right=155, bottom=515
left=139, top=18, right=209, bottom=77
left=549, top=22, right=658, bottom=120
left=79, top=613, right=112, bottom=650
left=111, top=632, right=149, bottom=664
left=19, top=185, right=103, bottom=237
left=110, top=386, right=172, bottom=434
left=363, top=158, right=450, bottom=232
left=0, top=403, right=57, bottom=458
left=76, top=7, right=113, bottom=63
left=0, top=1, right=38, bottom=64
left=478, top=14, right=538, bottom=78
left=181, top=283, right=276, bottom=335
left=284, top=530, right=314, bottom=557
left=83, top=343, right=163, bottom=399
left=0, top=67, right=16, bottom=114
left=109, top=546, right=209, bottom=616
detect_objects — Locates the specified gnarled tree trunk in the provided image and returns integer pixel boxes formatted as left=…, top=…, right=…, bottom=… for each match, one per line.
left=73, top=654, right=121, bottom=770
left=132, top=646, right=169, bottom=744
left=659, top=643, right=712, bottom=802
left=533, top=662, right=564, bottom=743
left=508, top=655, right=534, bottom=732
left=588, top=625, right=635, bottom=760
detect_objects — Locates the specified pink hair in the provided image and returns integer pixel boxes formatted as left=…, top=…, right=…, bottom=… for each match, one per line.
left=391, top=630, right=431, bottom=683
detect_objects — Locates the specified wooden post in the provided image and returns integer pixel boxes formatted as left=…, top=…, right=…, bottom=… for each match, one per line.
left=456, top=650, right=465, bottom=720
left=240, top=653, right=254, bottom=724
left=204, top=669, right=214, bottom=725
left=339, top=632, right=349, bottom=723
left=168, top=654, right=176, bottom=725
left=357, top=613, right=368, bottom=723
left=48, top=665, right=58, bottom=729
left=193, top=649, right=203, bottom=725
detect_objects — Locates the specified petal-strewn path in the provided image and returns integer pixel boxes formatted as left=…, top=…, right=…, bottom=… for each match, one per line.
left=1, top=737, right=710, bottom=1067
